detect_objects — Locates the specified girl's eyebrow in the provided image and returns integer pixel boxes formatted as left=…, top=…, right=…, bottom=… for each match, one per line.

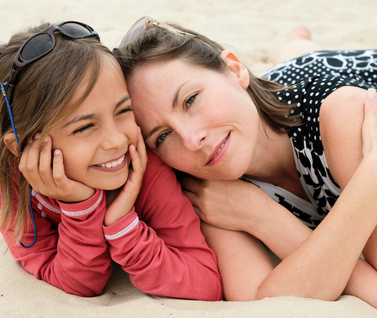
left=63, top=95, right=131, bottom=128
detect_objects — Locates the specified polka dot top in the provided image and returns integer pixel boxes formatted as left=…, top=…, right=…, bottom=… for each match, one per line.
left=242, top=50, right=377, bottom=228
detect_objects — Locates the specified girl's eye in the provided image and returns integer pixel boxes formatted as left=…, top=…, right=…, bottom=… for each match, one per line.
left=117, top=107, right=132, bottom=116
left=185, top=93, right=198, bottom=108
left=156, top=132, right=169, bottom=148
left=73, top=124, right=94, bottom=134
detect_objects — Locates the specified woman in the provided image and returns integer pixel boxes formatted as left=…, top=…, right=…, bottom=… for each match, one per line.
left=113, top=17, right=377, bottom=307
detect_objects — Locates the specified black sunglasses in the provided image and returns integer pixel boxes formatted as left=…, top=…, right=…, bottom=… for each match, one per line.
left=4, top=21, right=99, bottom=104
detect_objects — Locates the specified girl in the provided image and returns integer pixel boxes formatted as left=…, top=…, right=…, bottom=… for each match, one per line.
left=0, top=21, right=222, bottom=300
left=113, top=17, right=377, bottom=307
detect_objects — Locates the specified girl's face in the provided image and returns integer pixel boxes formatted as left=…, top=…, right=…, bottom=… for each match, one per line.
left=128, top=52, right=262, bottom=180
left=50, top=55, right=139, bottom=190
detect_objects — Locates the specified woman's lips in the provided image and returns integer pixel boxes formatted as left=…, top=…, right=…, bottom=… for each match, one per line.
left=206, top=132, right=230, bottom=165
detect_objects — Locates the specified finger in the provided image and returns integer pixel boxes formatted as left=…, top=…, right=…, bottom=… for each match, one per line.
left=128, top=144, right=142, bottom=174
left=22, top=134, right=44, bottom=189
left=18, top=138, right=32, bottom=178
left=180, top=175, right=202, bottom=193
left=52, top=149, right=66, bottom=186
left=38, top=136, right=55, bottom=185
left=183, top=188, right=199, bottom=205
left=136, top=127, right=148, bottom=166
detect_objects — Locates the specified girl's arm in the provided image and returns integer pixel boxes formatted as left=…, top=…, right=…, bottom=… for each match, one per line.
left=1, top=190, right=112, bottom=296
left=3, top=134, right=112, bottom=296
left=104, top=150, right=223, bottom=301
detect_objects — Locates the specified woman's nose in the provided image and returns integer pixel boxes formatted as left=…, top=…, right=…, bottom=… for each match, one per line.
left=180, top=126, right=207, bottom=151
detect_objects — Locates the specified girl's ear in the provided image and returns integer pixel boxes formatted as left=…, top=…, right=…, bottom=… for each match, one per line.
left=220, top=50, right=250, bottom=89
left=4, top=133, right=19, bottom=156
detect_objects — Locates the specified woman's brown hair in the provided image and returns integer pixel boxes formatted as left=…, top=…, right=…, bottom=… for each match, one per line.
left=113, top=21, right=300, bottom=135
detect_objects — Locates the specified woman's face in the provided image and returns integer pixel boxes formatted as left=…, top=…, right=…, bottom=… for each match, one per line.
left=49, top=55, right=139, bottom=190
left=128, top=52, right=262, bottom=180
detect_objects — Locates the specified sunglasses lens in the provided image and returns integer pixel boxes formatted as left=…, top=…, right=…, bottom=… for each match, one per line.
left=60, top=22, right=93, bottom=37
left=121, top=18, right=148, bottom=47
left=20, top=33, right=54, bottom=61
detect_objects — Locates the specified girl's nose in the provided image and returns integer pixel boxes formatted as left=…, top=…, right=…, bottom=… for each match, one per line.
left=101, top=125, right=127, bottom=150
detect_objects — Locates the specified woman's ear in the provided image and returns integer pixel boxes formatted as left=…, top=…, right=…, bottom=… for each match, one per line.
left=4, top=133, right=19, bottom=156
left=220, top=50, right=250, bottom=89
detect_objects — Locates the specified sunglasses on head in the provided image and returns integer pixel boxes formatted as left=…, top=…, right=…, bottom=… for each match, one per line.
left=4, top=21, right=99, bottom=104
left=120, top=16, right=193, bottom=48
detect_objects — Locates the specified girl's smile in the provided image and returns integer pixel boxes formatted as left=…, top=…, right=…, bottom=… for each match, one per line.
left=50, top=55, right=139, bottom=190
left=92, top=154, right=128, bottom=171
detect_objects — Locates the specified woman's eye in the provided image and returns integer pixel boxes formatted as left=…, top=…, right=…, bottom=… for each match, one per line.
left=156, top=132, right=169, bottom=147
left=186, top=93, right=198, bottom=108
left=73, top=124, right=94, bottom=134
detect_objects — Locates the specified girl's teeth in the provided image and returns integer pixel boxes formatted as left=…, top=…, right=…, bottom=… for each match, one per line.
left=100, top=156, right=124, bottom=168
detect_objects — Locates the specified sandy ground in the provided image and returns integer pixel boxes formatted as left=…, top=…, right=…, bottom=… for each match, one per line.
left=1, top=0, right=377, bottom=317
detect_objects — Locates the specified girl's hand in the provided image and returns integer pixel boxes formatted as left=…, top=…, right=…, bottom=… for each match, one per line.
left=104, top=128, right=147, bottom=226
left=362, top=88, right=377, bottom=158
left=19, top=135, right=95, bottom=202
left=181, top=176, right=268, bottom=232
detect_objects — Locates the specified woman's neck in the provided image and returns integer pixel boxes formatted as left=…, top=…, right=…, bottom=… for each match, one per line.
left=245, top=126, right=297, bottom=185
left=244, top=125, right=309, bottom=200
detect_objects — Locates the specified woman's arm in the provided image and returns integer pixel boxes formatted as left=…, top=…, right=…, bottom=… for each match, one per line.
left=183, top=89, right=377, bottom=306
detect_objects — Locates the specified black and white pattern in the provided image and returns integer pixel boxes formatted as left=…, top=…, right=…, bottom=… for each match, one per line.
left=244, top=50, right=377, bottom=229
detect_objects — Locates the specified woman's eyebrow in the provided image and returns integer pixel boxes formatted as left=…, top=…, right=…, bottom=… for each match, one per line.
left=172, top=81, right=189, bottom=108
left=146, top=125, right=162, bottom=141
left=147, top=81, right=190, bottom=140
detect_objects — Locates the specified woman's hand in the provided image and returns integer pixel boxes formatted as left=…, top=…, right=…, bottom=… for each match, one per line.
left=362, top=88, right=377, bottom=158
left=181, top=176, right=270, bottom=232
left=104, top=128, right=147, bottom=226
left=19, top=134, right=95, bottom=202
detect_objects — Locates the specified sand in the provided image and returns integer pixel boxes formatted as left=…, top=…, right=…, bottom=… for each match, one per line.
left=1, top=0, right=377, bottom=317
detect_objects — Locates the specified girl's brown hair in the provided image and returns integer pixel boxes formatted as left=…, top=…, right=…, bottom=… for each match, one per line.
left=113, top=22, right=300, bottom=134
left=0, top=22, right=112, bottom=242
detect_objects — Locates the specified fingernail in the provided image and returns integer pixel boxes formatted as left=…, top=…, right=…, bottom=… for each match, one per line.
left=34, top=133, right=40, bottom=140
left=130, top=144, right=135, bottom=151
left=367, top=88, right=377, bottom=100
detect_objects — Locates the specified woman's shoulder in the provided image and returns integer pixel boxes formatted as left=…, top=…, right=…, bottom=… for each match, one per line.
left=319, top=86, right=367, bottom=188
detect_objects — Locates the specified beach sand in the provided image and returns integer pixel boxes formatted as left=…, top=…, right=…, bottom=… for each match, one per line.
left=1, top=0, right=377, bottom=317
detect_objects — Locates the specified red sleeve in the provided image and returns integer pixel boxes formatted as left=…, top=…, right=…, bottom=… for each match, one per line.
left=104, top=150, right=223, bottom=300
left=0, top=190, right=112, bottom=296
